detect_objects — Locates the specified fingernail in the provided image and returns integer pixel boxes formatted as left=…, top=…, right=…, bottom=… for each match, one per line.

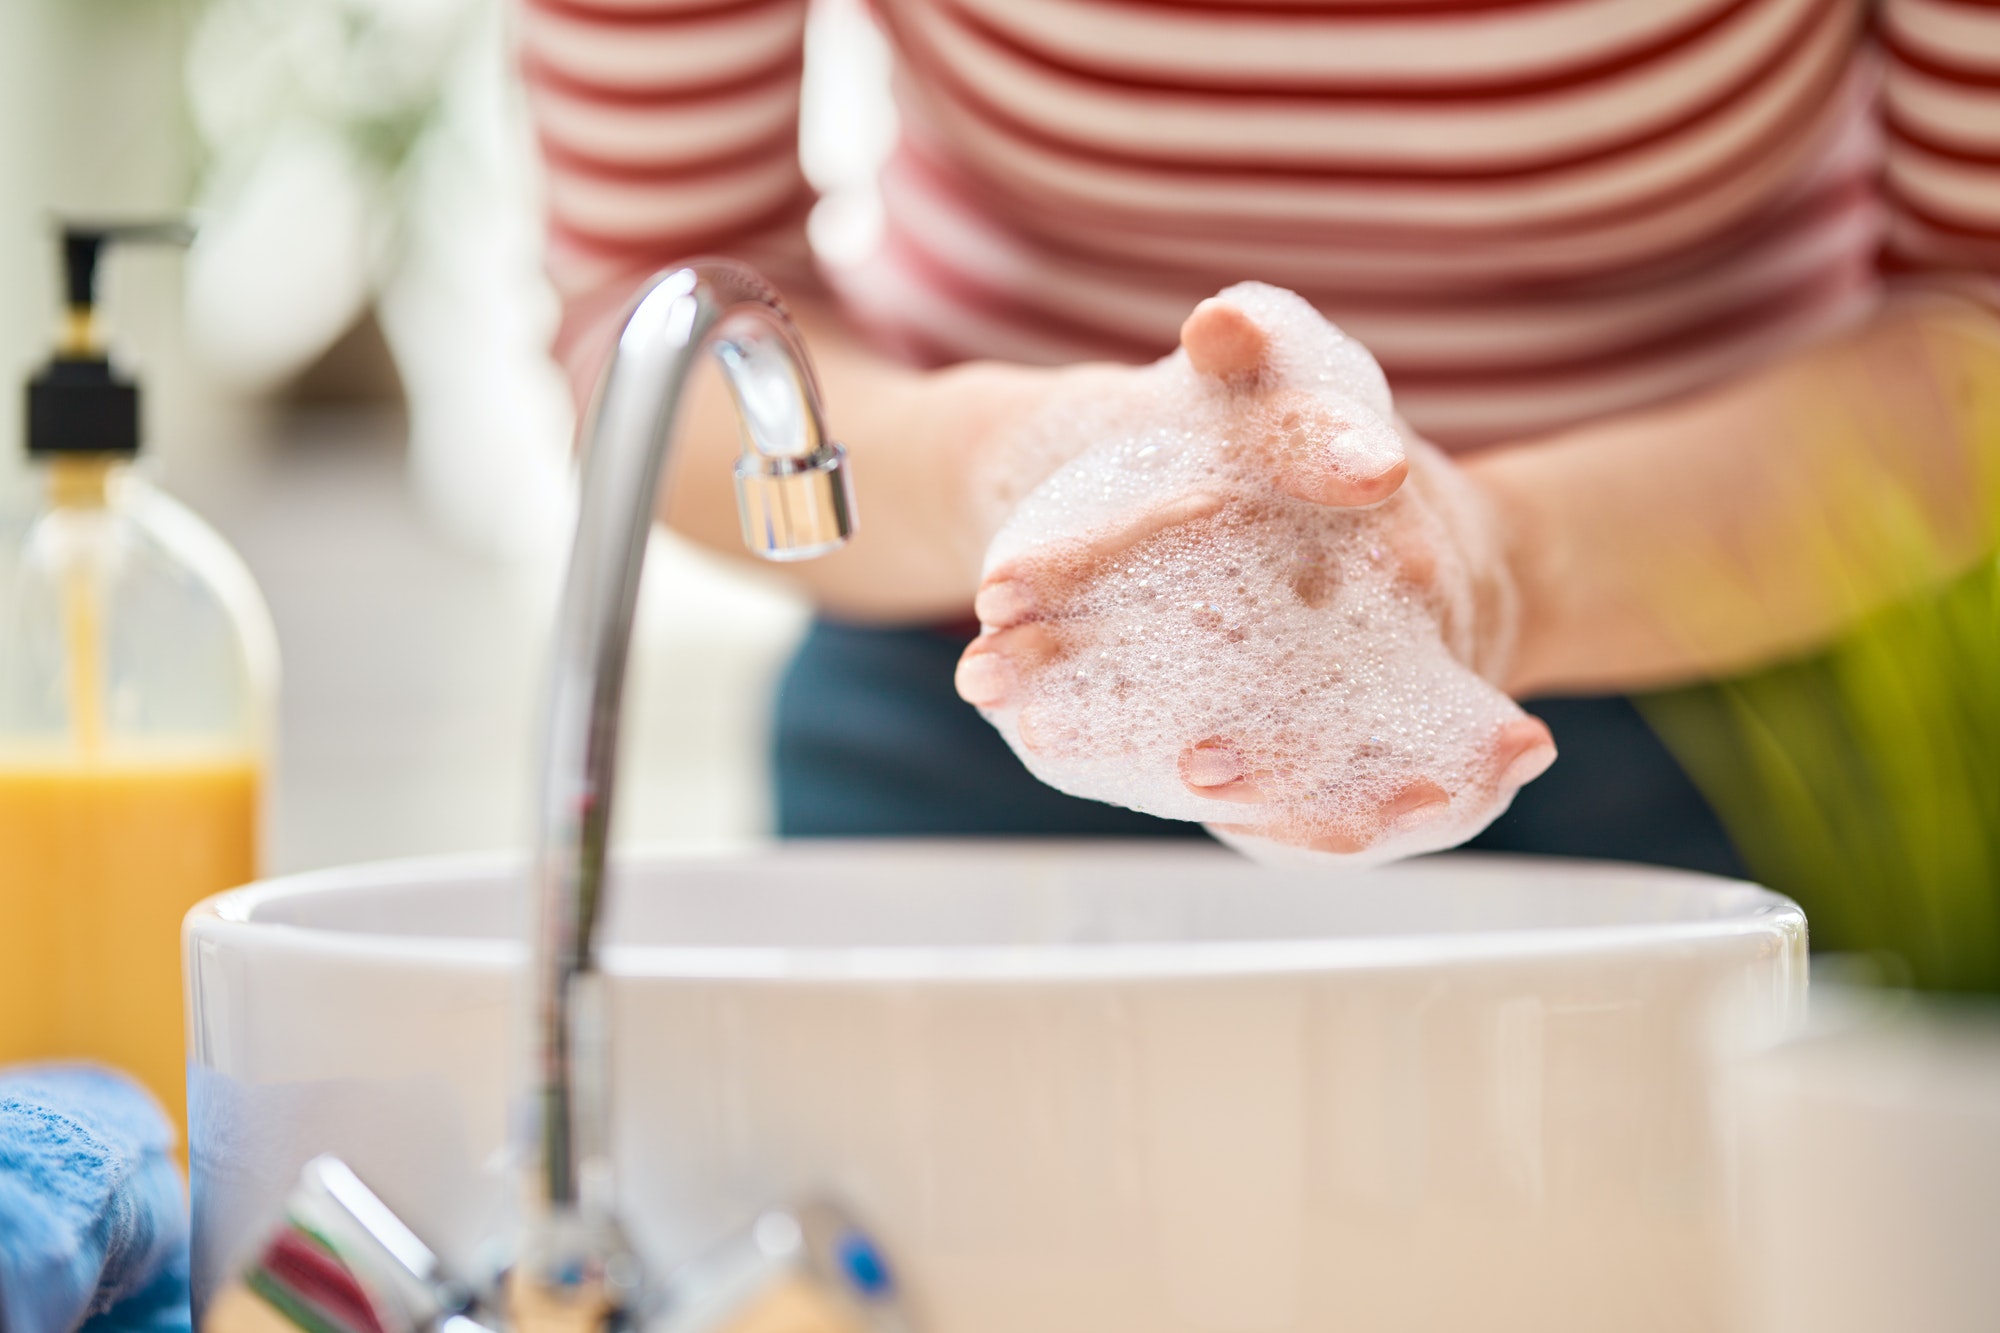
left=1388, top=796, right=1450, bottom=833
left=1500, top=744, right=1557, bottom=791
left=1017, top=708, right=1079, bottom=754
left=955, top=652, right=1015, bottom=707
left=975, top=580, right=1034, bottom=627
left=1182, top=744, right=1244, bottom=788
left=1340, top=455, right=1408, bottom=506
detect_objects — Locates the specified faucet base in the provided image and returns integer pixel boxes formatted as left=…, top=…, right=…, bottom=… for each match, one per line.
left=220, top=1158, right=915, bottom=1333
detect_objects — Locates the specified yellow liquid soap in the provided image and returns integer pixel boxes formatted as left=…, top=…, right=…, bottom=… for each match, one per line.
left=0, top=460, right=264, bottom=1132
left=0, top=755, right=259, bottom=1132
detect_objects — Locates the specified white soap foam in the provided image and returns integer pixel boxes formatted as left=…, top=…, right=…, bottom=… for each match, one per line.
left=976, top=282, right=1540, bottom=867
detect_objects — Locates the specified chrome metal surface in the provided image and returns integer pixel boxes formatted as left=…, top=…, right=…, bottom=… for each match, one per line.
left=224, top=1164, right=912, bottom=1333
left=524, top=262, right=854, bottom=1307
left=653, top=1198, right=917, bottom=1333
left=232, top=1156, right=495, bottom=1333
left=735, top=443, right=855, bottom=562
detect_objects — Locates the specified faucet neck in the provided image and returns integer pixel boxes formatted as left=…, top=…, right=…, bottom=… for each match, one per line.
left=520, top=261, right=853, bottom=1306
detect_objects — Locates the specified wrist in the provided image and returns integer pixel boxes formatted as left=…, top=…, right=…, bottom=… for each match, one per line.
left=1462, top=447, right=1567, bottom=698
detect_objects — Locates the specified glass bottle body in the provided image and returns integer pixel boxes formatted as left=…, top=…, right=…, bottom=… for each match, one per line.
left=0, top=458, right=277, bottom=1129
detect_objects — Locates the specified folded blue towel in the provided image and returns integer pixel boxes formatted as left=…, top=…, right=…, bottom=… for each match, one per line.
left=0, top=1066, right=191, bottom=1333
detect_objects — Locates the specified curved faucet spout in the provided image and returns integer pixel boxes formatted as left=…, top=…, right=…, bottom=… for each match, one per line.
left=522, top=261, right=855, bottom=1301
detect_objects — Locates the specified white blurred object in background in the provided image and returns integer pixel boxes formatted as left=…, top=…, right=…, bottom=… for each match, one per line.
left=1733, top=988, right=2000, bottom=1333
left=185, top=124, right=384, bottom=393
left=184, top=0, right=572, bottom=562
left=183, top=0, right=900, bottom=571
left=375, top=0, right=573, bottom=565
left=801, top=0, right=896, bottom=264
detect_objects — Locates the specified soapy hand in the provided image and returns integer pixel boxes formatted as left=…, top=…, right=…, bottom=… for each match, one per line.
left=955, top=283, right=1555, bottom=866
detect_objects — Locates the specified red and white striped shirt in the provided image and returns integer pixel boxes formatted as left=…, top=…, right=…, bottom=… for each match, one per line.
left=521, top=0, right=2000, bottom=449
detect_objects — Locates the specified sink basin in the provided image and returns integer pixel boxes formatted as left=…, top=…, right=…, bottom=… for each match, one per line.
left=185, top=842, right=1804, bottom=1333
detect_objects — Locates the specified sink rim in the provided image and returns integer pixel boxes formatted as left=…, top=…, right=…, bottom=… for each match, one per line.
left=188, top=842, right=1805, bottom=983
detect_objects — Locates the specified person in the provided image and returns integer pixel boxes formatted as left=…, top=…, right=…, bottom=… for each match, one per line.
left=517, top=0, right=2000, bottom=870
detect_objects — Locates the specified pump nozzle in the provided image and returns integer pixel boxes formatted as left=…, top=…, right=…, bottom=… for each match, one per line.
left=28, top=216, right=194, bottom=456
left=57, top=218, right=194, bottom=355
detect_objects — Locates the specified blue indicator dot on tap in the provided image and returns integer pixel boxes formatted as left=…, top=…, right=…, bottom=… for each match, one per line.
left=836, top=1231, right=893, bottom=1297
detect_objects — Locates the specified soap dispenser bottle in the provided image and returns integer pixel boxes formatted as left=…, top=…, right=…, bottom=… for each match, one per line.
left=0, top=221, right=278, bottom=1131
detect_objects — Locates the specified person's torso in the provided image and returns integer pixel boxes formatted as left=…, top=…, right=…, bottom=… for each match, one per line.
left=829, top=0, right=1882, bottom=446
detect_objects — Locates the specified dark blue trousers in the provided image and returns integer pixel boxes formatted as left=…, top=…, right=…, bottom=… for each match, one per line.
left=775, top=620, right=1745, bottom=878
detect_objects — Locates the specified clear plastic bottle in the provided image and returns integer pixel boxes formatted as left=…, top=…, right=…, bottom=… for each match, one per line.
left=0, top=223, right=277, bottom=1131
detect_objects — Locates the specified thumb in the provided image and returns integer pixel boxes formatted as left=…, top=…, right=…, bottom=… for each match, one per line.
left=1180, top=297, right=1407, bottom=508
left=1264, top=394, right=1408, bottom=507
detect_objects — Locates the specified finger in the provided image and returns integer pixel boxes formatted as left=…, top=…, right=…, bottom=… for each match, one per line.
left=983, top=491, right=1227, bottom=629
left=1212, top=815, right=1371, bottom=856
left=955, top=623, right=1061, bottom=708
left=1070, top=490, right=1227, bottom=567
left=1385, top=529, right=1437, bottom=590
left=1178, top=738, right=1269, bottom=803
left=973, top=577, right=1036, bottom=630
left=1263, top=394, right=1407, bottom=508
left=1379, top=778, right=1451, bottom=833
left=1181, top=298, right=1268, bottom=380
left=1213, top=777, right=1452, bottom=854
left=1016, top=702, right=1081, bottom=756
left=1302, top=825, right=1372, bottom=855
left=1491, top=716, right=1557, bottom=793
left=1379, top=529, right=1463, bottom=651
left=968, top=491, right=1229, bottom=717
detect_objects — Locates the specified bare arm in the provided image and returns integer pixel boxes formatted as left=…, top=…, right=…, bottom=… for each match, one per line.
left=1474, top=297, right=2000, bottom=696
left=658, top=301, right=1032, bottom=620
left=575, top=280, right=2000, bottom=686
left=560, top=292, right=1105, bottom=622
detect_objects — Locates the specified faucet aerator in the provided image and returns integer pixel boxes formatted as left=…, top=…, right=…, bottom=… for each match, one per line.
left=735, top=442, right=856, bottom=561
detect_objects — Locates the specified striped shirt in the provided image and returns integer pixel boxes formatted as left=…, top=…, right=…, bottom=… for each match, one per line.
left=521, top=0, right=2000, bottom=449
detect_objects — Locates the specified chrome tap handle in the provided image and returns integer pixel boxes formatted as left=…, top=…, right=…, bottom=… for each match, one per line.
left=524, top=261, right=855, bottom=1309
left=651, top=1199, right=916, bottom=1333
left=216, top=1156, right=498, bottom=1333
left=214, top=1162, right=911, bottom=1333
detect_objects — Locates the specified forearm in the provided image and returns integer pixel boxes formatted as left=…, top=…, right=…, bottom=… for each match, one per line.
left=556, top=287, right=1098, bottom=621
left=1473, top=298, right=2000, bottom=696
left=653, top=300, right=1001, bottom=621
left=559, top=276, right=1127, bottom=621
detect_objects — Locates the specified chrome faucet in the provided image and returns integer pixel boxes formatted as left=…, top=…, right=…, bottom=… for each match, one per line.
left=521, top=260, right=854, bottom=1312
left=216, top=263, right=913, bottom=1333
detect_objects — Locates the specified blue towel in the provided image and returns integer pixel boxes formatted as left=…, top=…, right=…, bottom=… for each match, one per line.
left=0, top=1066, right=191, bottom=1333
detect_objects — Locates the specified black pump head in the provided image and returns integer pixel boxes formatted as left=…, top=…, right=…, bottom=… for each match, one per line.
left=27, top=216, right=194, bottom=457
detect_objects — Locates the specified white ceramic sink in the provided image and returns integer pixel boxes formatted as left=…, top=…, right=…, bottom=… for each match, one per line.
left=185, top=841, right=1804, bottom=1333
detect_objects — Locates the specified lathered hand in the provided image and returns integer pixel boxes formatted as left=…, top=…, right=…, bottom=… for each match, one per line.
left=957, top=283, right=1555, bottom=866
